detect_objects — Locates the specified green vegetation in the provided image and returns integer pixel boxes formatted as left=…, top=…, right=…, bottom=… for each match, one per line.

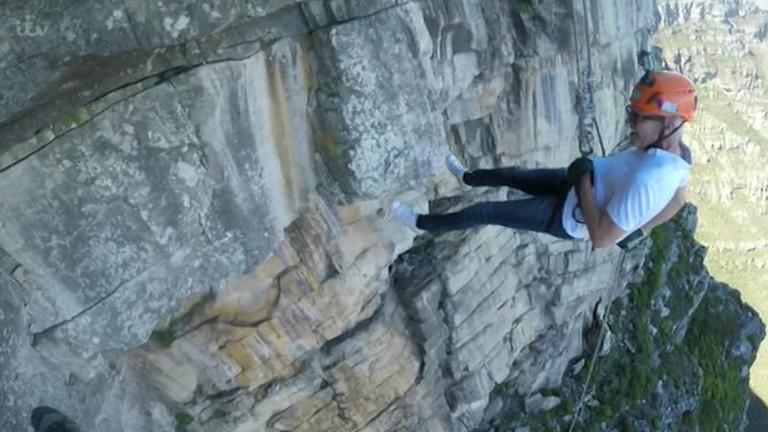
left=628, top=228, right=672, bottom=309
left=151, top=290, right=214, bottom=348
left=62, top=108, right=92, bottom=127
left=514, top=0, right=536, bottom=17
left=698, top=87, right=768, bottom=151
left=588, top=226, right=680, bottom=415
left=495, top=212, right=754, bottom=430
left=175, top=412, right=194, bottom=432
left=591, top=316, right=655, bottom=414
left=684, top=290, right=748, bottom=431
left=520, top=398, right=574, bottom=432
left=585, top=216, right=745, bottom=428
left=656, top=23, right=768, bottom=404
left=538, top=387, right=562, bottom=398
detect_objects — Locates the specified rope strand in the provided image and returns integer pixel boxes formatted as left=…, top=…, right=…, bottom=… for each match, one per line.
left=566, top=251, right=627, bottom=432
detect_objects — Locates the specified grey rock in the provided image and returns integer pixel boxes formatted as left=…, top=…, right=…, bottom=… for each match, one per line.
left=312, top=2, right=448, bottom=198
left=524, top=394, right=561, bottom=415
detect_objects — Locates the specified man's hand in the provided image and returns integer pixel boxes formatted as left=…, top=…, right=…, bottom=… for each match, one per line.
left=578, top=174, right=628, bottom=248
left=567, top=157, right=594, bottom=186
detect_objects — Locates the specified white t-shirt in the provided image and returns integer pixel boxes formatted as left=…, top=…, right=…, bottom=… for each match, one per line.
left=561, top=147, right=691, bottom=239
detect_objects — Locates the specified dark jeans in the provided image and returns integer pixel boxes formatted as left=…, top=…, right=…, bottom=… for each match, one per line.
left=415, top=166, right=573, bottom=239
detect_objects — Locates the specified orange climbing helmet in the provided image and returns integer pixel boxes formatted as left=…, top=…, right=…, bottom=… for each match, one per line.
left=629, top=70, right=697, bottom=122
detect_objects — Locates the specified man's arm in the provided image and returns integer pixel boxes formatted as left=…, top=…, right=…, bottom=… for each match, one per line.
left=642, top=142, right=690, bottom=231
left=578, top=175, right=627, bottom=248
left=641, top=187, right=686, bottom=232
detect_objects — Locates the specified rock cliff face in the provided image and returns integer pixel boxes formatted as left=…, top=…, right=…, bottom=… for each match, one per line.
left=493, top=207, right=764, bottom=431
left=0, top=1, right=761, bottom=432
left=656, top=0, right=768, bottom=410
left=658, top=0, right=768, bottom=208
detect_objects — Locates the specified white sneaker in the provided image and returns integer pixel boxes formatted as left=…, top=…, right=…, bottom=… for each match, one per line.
left=446, top=154, right=466, bottom=182
left=390, top=201, right=419, bottom=229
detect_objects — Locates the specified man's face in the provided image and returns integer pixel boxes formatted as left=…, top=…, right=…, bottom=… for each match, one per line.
left=627, top=106, right=666, bottom=149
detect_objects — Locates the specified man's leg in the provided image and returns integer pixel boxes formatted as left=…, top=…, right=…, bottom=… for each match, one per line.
left=415, top=195, right=572, bottom=239
left=463, top=167, right=569, bottom=196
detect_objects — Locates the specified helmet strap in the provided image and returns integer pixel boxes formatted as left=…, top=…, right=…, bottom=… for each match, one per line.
left=646, top=120, right=685, bottom=151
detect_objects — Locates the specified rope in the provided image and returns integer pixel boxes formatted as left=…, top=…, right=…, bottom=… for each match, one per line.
left=571, top=0, right=607, bottom=157
left=571, top=7, right=582, bottom=91
left=580, top=0, right=594, bottom=78
left=564, top=2, right=633, bottom=423
left=566, top=250, right=627, bottom=432
left=594, top=118, right=607, bottom=158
